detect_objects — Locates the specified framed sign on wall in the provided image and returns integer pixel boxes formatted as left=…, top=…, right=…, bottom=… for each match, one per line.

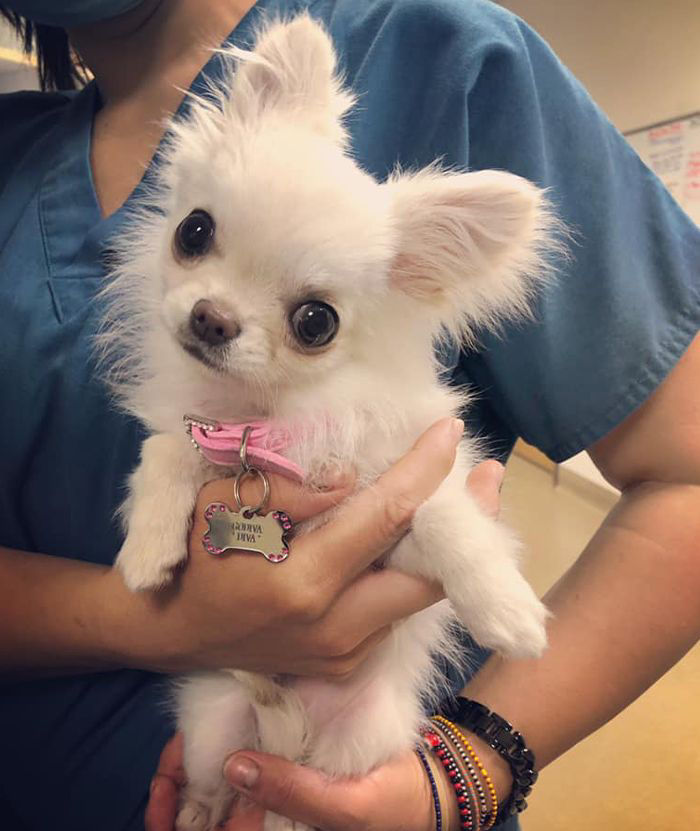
left=625, top=112, right=700, bottom=226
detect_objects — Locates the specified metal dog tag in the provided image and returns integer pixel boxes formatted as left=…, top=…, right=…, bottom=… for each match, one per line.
left=201, top=425, right=293, bottom=563
left=203, top=502, right=292, bottom=563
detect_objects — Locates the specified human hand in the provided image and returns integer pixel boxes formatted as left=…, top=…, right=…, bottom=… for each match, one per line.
left=464, top=458, right=504, bottom=518
left=222, top=747, right=439, bottom=831
left=146, top=735, right=437, bottom=831
left=104, top=418, right=462, bottom=675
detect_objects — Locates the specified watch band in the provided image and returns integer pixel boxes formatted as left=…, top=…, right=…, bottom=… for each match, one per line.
left=443, top=697, right=538, bottom=821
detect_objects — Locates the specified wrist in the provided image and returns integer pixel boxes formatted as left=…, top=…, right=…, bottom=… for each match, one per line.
left=459, top=731, right=513, bottom=811
left=92, top=566, right=168, bottom=671
left=423, top=720, right=506, bottom=831
left=0, top=548, right=133, bottom=676
left=444, top=696, right=538, bottom=823
left=76, top=564, right=137, bottom=669
left=95, top=566, right=208, bottom=674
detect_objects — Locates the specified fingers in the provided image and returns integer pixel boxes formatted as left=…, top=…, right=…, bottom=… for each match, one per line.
left=145, top=733, right=184, bottom=831
left=153, top=732, right=186, bottom=781
left=145, top=775, right=179, bottom=831
left=303, top=417, right=463, bottom=592
left=293, top=625, right=390, bottom=679
left=294, top=570, right=441, bottom=677
left=195, top=470, right=354, bottom=525
left=466, top=460, right=505, bottom=518
left=321, top=568, right=443, bottom=652
left=223, top=752, right=364, bottom=831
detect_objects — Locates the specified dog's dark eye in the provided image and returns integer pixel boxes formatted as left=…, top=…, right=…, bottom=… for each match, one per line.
left=174, top=209, right=215, bottom=258
left=290, top=301, right=339, bottom=348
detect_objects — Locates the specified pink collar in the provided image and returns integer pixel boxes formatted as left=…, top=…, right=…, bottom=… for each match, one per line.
left=184, top=416, right=304, bottom=482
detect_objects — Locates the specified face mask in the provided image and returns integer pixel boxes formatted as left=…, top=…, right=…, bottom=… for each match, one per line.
left=4, top=0, right=146, bottom=27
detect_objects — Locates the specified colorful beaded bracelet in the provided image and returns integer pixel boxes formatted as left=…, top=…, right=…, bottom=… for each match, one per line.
left=430, top=718, right=490, bottom=826
left=415, top=747, right=443, bottom=831
left=430, top=748, right=451, bottom=831
left=430, top=722, right=485, bottom=831
left=432, top=715, right=499, bottom=829
left=421, top=728, right=478, bottom=831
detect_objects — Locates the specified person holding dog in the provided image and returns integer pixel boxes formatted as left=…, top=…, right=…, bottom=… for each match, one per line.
left=0, top=2, right=698, bottom=830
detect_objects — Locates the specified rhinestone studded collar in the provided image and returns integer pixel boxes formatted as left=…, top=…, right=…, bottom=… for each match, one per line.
left=183, top=415, right=305, bottom=482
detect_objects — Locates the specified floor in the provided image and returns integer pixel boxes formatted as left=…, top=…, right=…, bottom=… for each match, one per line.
left=501, top=455, right=700, bottom=831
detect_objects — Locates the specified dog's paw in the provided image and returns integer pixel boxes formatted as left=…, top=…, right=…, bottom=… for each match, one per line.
left=175, top=798, right=210, bottom=831
left=115, top=532, right=184, bottom=592
left=175, top=782, right=234, bottom=831
left=445, top=518, right=549, bottom=659
left=264, top=812, right=312, bottom=831
left=457, top=571, right=549, bottom=659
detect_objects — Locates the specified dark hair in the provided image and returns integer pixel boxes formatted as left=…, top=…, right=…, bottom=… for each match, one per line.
left=1, top=9, right=87, bottom=91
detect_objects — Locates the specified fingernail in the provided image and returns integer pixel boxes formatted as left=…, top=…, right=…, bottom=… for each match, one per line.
left=492, top=463, right=506, bottom=492
left=224, top=755, right=260, bottom=791
left=452, top=418, right=465, bottom=439
left=149, top=777, right=162, bottom=797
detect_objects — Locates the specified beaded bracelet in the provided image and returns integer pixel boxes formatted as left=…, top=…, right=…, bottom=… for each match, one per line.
left=429, top=747, right=452, bottom=831
left=415, top=747, right=443, bottom=831
left=431, top=723, right=486, bottom=831
left=429, top=718, right=490, bottom=826
left=421, top=728, right=479, bottom=831
left=432, top=715, right=499, bottom=829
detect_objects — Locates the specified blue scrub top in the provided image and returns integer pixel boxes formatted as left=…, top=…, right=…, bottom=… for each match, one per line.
left=1, top=1, right=698, bottom=829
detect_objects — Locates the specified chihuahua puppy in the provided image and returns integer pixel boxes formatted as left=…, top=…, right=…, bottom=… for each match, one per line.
left=101, top=14, right=555, bottom=831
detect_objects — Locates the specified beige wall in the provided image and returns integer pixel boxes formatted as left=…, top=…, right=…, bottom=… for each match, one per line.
left=0, top=20, right=38, bottom=92
left=498, top=0, right=700, bottom=133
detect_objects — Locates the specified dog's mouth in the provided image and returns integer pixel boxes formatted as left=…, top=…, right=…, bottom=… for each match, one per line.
left=176, top=331, right=228, bottom=374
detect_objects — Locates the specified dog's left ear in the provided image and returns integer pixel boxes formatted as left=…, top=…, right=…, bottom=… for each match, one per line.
left=386, top=167, right=556, bottom=334
left=227, top=14, right=354, bottom=144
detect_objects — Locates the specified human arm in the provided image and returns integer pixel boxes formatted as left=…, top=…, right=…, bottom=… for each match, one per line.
left=0, top=419, right=459, bottom=679
left=0, top=473, right=355, bottom=677
left=458, top=333, right=700, bottom=798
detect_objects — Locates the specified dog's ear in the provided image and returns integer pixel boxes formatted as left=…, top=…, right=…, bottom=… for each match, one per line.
left=386, top=167, right=557, bottom=336
left=226, top=14, right=354, bottom=143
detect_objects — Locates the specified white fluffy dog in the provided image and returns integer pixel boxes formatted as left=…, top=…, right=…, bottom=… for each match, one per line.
left=102, top=15, right=555, bottom=831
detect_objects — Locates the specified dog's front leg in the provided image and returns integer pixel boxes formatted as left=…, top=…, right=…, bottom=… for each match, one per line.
left=390, top=462, right=549, bottom=659
left=116, top=432, right=213, bottom=591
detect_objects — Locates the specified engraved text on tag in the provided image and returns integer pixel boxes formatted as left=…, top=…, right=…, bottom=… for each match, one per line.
left=203, top=502, right=292, bottom=563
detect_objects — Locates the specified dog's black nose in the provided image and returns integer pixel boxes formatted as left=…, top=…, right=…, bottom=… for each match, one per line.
left=190, top=299, right=240, bottom=346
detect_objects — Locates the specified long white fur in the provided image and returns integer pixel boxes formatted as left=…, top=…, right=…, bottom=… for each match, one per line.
left=99, top=15, right=559, bottom=831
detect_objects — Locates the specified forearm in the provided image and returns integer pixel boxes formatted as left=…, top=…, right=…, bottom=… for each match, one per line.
left=0, top=546, right=145, bottom=677
left=459, top=481, right=700, bottom=800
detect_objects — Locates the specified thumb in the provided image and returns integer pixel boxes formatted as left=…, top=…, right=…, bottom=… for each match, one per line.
left=223, top=752, right=358, bottom=831
left=466, top=459, right=505, bottom=518
left=303, top=416, right=464, bottom=593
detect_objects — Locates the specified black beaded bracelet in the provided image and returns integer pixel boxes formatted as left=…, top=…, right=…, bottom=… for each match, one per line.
left=415, top=747, right=443, bottom=831
left=442, top=697, right=538, bottom=821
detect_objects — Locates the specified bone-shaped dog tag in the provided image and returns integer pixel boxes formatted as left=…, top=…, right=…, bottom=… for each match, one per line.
left=203, top=502, right=292, bottom=563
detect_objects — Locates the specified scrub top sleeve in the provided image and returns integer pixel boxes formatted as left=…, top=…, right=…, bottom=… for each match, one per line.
left=452, top=6, right=700, bottom=461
